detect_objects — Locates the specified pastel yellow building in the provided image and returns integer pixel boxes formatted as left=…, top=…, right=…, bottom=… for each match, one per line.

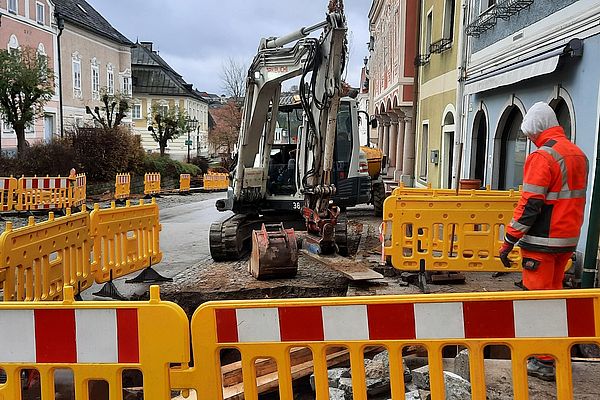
left=415, top=0, right=461, bottom=188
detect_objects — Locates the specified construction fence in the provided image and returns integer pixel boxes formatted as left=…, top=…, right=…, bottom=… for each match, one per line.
left=0, top=199, right=162, bottom=301
left=0, top=174, right=88, bottom=213
left=203, top=172, right=229, bottom=191
left=382, top=186, right=528, bottom=273
left=0, top=286, right=597, bottom=399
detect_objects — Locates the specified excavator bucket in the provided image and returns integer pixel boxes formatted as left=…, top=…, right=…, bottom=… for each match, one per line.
left=249, top=223, right=299, bottom=280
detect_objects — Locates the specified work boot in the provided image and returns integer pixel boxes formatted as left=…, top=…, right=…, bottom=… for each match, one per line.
left=527, top=358, right=555, bottom=382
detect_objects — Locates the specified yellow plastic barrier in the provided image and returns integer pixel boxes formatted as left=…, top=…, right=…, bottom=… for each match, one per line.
left=0, top=176, right=17, bottom=212
left=0, top=286, right=190, bottom=400
left=89, top=199, right=162, bottom=283
left=0, top=287, right=597, bottom=399
left=382, top=192, right=523, bottom=272
left=0, top=209, right=94, bottom=301
left=392, top=183, right=521, bottom=198
left=115, top=172, right=131, bottom=200
left=169, top=289, right=600, bottom=400
left=68, top=173, right=87, bottom=208
left=180, top=173, right=191, bottom=194
left=144, top=172, right=161, bottom=196
left=203, top=173, right=229, bottom=191
left=15, top=176, right=72, bottom=211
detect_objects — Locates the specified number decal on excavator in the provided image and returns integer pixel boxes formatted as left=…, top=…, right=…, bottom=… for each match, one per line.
left=292, top=202, right=302, bottom=210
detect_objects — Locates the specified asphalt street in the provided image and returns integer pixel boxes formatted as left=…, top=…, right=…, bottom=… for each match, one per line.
left=83, top=192, right=229, bottom=300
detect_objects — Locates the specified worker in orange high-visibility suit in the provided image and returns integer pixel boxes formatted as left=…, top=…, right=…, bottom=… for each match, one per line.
left=499, top=102, right=589, bottom=381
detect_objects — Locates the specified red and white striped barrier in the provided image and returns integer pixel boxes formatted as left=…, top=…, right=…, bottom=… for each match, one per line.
left=21, top=177, right=68, bottom=190
left=0, top=177, right=17, bottom=212
left=215, top=297, right=596, bottom=343
left=0, top=308, right=139, bottom=363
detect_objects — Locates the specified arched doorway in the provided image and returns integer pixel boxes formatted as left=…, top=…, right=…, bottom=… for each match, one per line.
left=550, top=97, right=572, bottom=140
left=471, top=110, right=487, bottom=183
left=441, top=111, right=455, bottom=189
left=497, top=106, right=526, bottom=190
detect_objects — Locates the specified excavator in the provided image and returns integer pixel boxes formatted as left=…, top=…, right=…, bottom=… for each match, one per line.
left=210, top=1, right=358, bottom=272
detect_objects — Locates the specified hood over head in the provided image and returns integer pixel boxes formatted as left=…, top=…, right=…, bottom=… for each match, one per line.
left=521, top=102, right=559, bottom=140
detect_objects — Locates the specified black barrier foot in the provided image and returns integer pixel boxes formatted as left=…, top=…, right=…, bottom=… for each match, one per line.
left=125, top=267, right=172, bottom=284
left=93, top=281, right=127, bottom=300
left=418, top=261, right=429, bottom=294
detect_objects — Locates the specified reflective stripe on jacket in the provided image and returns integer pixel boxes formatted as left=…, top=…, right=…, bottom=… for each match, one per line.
left=505, top=126, right=588, bottom=253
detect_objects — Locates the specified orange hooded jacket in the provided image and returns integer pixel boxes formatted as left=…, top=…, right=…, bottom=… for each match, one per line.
left=505, top=126, right=588, bottom=253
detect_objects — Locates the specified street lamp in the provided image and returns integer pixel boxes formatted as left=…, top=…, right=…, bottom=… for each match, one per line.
left=186, top=117, right=199, bottom=163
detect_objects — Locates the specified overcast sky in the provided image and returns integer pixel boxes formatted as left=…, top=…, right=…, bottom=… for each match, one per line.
left=87, top=0, right=371, bottom=95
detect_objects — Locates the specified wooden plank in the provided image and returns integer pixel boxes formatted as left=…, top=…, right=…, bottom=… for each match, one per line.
left=222, top=348, right=351, bottom=400
left=300, top=250, right=384, bottom=281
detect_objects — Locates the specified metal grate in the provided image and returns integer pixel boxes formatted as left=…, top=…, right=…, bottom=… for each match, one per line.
left=496, top=0, right=534, bottom=19
left=430, top=38, right=453, bottom=54
left=466, top=7, right=498, bottom=37
left=415, top=53, right=431, bottom=67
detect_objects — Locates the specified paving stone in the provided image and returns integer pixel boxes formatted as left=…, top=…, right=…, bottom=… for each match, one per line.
left=454, top=349, right=470, bottom=381
left=328, top=387, right=346, bottom=400
left=309, top=368, right=349, bottom=391
left=411, top=365, right=430, bottom=390
left=443, top=371, right=472, bottom=400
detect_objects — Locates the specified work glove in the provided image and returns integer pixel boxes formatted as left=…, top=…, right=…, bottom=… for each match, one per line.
left=499, top=242, right=514, bottom=268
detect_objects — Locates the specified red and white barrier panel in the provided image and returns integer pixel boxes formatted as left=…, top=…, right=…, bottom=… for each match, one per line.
left=0, top=308, right=139, bottom=363
left=215, top=298, right=596, bottom=343
left=21, top=177, right=68, bottom=190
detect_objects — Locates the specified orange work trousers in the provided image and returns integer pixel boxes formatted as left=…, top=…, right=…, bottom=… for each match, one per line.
left=521, top=249, right=572, bottom=290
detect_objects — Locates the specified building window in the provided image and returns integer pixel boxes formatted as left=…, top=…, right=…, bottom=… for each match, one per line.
left=481, top=0, right=496, bottom=13
left=425, top=11, right=433, bottom=55
left=91, top=62, right=100, bottom=100
left=419, top=123, right=429, bottom=180
left=443, top=0, right=455, bottom=41
left=158, top=105, right=169, bottom=116
left=132, top=104, right=142, bottom=119
left=8, top=0, right=17, bottom=14
left=122, top=76, right=131, bottom=96
left=36, top=2, right=45, bottom=25
left=8, top=35, right=19, bottom=53
left=107, top=65, right=114, bottom=95
left=72, top=55, right=82, bottom=98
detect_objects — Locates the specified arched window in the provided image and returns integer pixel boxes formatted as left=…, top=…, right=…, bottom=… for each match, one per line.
left=497, top=106, right=525, bottom=190
left=550, top=97, right=572, bottom=141
left=8, top=35, right=19, bottom=52
left=442, top=110, right=456, bottom=189
left=471, top=110, right=487, bottom=183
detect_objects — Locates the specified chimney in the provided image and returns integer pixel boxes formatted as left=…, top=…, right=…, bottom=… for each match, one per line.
left=140, top=41, right=153, bottom=52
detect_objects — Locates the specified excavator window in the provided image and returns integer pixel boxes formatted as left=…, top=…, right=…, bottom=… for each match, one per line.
left=334, top=102, right=353, bottom=181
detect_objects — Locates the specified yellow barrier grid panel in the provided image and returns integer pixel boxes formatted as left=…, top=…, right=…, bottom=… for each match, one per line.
left=391, top=182, right=522, bottom=198
left=0, top=286, right=190, bottom=400
left=16, top=176, right=72, bottom=211
left=68, top=173, right=87, bottom=208
left=169, top=289, right=600, bottom=400
left=144, top=172, right=161, bottom=196
left=382, top=192, right=524, bottom=273
left=0, top=209, right=94, bottom=301
left=115, top=173, right=132, bottom=200
left=180, top=174, right=191, bottom=194
left=90, top=199, right=163, bottom=284
left=203, top=173, right=229, bottom=191
left=0, top=176, right=17, bottom=212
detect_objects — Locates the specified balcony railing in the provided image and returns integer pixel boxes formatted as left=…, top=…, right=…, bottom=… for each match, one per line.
left=415, top=53, right=431, bottom=67
left=430, top=38, right=453, bottom=54
left=466, top=0, right=534, bottom=37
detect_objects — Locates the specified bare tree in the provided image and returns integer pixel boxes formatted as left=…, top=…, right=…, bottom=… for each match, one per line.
left=220, top=57, right=246, bottom=106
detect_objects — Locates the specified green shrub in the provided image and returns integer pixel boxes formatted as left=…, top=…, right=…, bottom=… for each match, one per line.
left=0, top=138, right=76, bottom=177
left=141, top=154, right=200, bottom=179
left=189, top=156, right=209, bottom=174
left=70, top=126, right=144, bottom=182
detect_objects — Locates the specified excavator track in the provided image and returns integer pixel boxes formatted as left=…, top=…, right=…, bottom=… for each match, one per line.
left=209, top=214, right=252, bottom=262
left=335, top=214, right=349, bottom=256
left=210, top=213, right=307, bottom=262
